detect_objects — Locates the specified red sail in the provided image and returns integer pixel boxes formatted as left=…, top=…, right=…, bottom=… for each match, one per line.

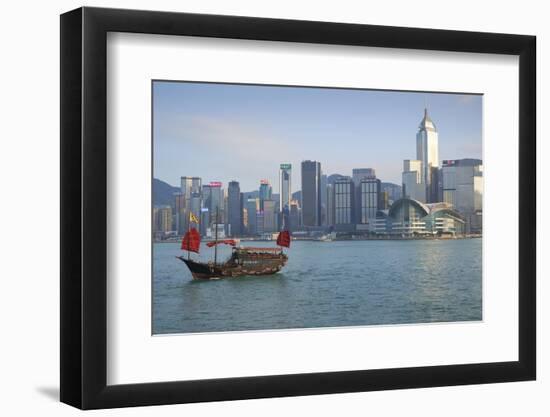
left=181, top=228, right=201, bottom=253
left=206, top=239, right=237, bottom=248
left=276, top=231, right=291, bottom=248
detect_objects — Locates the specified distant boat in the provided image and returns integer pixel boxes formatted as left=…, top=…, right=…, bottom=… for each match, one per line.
left=176, top=208, right=290, bottom=280
left=319, top=232, right=336, bottom=242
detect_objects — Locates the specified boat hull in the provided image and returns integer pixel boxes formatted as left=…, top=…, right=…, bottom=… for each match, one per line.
left=177, top=255, right=288, bottom=280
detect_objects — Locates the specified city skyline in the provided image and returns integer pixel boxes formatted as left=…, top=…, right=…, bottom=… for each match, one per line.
left=152, top=82, right=483, bottom=337
left=153, top=81, right=482, bottom=189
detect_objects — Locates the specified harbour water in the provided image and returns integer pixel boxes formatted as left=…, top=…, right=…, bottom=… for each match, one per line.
left=153, top=239, right=482, bottom=334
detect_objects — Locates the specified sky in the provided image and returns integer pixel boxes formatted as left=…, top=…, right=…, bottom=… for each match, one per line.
left=153, top=81, right=482, bottom=191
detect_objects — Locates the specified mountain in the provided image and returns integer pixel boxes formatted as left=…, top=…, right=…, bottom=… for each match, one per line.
left=153, top=178, right=179, bottom=207
left=152, top=178, right=403, bottom=208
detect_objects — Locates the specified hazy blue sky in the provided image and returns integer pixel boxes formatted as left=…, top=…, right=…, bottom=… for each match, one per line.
left=153, top=81, right=482, bottom=191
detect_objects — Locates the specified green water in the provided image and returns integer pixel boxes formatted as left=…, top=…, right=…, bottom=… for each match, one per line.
left=153, top=239, right=482, bottom=334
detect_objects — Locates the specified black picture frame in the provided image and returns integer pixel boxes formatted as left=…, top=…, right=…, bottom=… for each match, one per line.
left=60, top=6, right=536, bottom=410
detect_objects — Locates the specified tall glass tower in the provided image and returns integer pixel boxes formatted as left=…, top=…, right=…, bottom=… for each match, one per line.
left=301, top=160, right=321, bottom=227
left=279, top=164, right=292, bottom=211
left=227, top=180, right=242, bottom=236
left=258, top=180, right=272, bottom=210
left=279, top=164, right=292, bottom=230
left=179, top=176, right=202, bottom=233
left=416, top=108, right=439, bottom=202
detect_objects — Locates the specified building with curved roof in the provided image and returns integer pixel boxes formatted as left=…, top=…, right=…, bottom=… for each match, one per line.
left=376, top=198, right=465, bottom=235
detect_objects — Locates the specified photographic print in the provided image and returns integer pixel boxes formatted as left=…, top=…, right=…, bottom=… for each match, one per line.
left=152, top=81, right=483, bottom=335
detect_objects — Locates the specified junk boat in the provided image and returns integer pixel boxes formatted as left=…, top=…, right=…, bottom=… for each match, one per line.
left=176, top=208, right=290, bottom=280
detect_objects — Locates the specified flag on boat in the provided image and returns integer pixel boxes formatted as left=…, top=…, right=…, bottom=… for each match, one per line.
left=181, top=228, right=201, bottom=253
left=276, top=230, right=291, bottom=248
left=189, top=211, right=200, bottom=224
left=206, top=239, right=237, bottom=248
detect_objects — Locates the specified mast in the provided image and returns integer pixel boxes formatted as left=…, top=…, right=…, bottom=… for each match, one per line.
left=280, top=214, right=286, bottom=254
left=277, top=218, right=286, bottom=253
left=187, top=212, right=191, bottom=260
left=214, top=206, right=219, bottom=265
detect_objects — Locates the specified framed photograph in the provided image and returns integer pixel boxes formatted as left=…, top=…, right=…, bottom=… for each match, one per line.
left=60, top=7, right=536, bottom=409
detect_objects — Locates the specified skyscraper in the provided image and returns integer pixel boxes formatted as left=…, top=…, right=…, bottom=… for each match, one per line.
left=256, top=210, right=265, bottom=235
left=402, top=159, right=426, bottom=202
left=202, top=184, right=212, bottom=210
left=246, top=198, right=259, bottom=235
left=320, top=174, right=328, bottom=226
left=289, top=200, right=301, bottom=231
left=279, top=164, right=292, bottom=211
left=334, top=177, right=354, bottom=226
left=180, top=176, right=202, bottom=199
left=381, top=182, right=402, bottom=205
left=174, top=192, right=186, bottom=235
left=416, top=108, right=439, bottom=202
left=153, top=206, right=173, bottom=233
left=379, top=191, right=389, bottom=210
left=263, top=200, right=277, bottom=233
left=259, top=180, right=272, bottom=210
left=326, top=184, right=335, bottom=226
left=301, top=160, right=322, bottom=227
left=190, top=192, right=202, bottom=233
left=179, top=176, right=202, bottom=233
left=227, top=181, right=242, bottom=236
left=442, top=159, right=483, bottom=233
left=202, top=182, right=223, bottom=226
left=360, top=177, right=381, bottom=224
left=352, top=168, right=376, bottom=225
left=352, top=168, right=376, bottom=185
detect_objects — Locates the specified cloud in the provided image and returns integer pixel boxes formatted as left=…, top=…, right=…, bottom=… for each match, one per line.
left=155, top=115, right=300, bottom=190
left=160, top=115, right=296, bottom=161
